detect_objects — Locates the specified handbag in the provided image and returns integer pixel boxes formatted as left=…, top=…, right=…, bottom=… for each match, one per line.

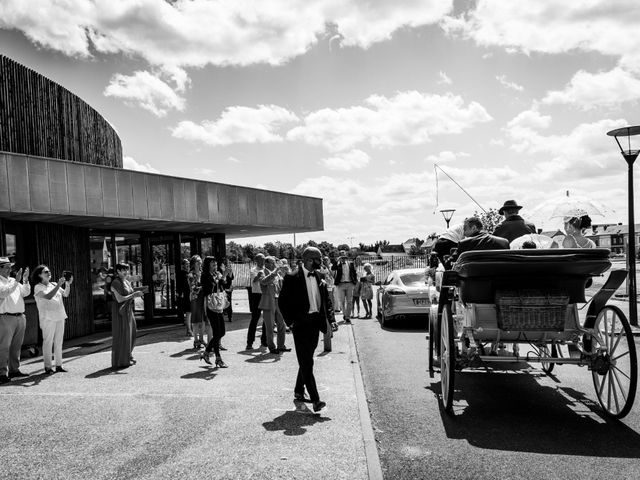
left=206, top=287, right=230, bottom=313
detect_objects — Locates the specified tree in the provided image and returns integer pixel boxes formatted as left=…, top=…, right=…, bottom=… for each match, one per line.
left=409, top=245, right=422, bottom=256
left=263, top=241, right=279, bottom=257
left=475, top=208, right=502, bottom=233
left=226, top=241, right=244, bottom=262
left=317, top=241, right=335, bottom=256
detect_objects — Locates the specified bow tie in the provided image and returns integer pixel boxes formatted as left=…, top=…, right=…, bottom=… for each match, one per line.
left=307, top=272, right=315, bottom=278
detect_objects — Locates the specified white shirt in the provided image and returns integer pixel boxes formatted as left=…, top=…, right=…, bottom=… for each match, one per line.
left=250, top=266, right=264, bottom=294
left=0, top=274, right=30, bottom=314
left=302, top=266, right=321, bottom=314
left=34, top=282, right=68, bottom=322
left=439, top=224, right=465, bottom=243
left=340, top=262, right=350, bottom=283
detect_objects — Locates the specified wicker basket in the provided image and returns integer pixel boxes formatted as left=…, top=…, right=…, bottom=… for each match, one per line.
left=496, top=289, right=569, bottom=331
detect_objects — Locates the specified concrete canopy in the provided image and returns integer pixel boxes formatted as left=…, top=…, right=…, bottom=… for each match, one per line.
left=0, top=152, right=323, bottom=237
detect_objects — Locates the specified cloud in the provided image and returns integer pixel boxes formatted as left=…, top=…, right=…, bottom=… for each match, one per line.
left=496, top=74, right=523, bottom=92
left=104, top=70, right=186, bottom=117
left=542, top=67, right=640, bottom=109
left=504, top=113, right=629, bottom=180
left=319, top=149, right=370, bottom=171
left=172, top=105, right=299, bottom=146
left=443, top=1, right=640, bottom=68
left=123, top=156, right=160, bottom=173
left=287, top=91, right=492, bottom=151
left=0, top=0, right=453, bottom=68
left=438, top=71, right=452, bottom=85
left=425, top=150, right=470, bottom=164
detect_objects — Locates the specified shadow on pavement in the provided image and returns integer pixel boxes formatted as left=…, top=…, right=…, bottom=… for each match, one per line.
left=263, top=405, right=331, bottom=436
left=376, top=315, right=428, bottom=333
left=244, top=352, right=283, bottom=364
left=5, top=371, right=51, bottom=387
left=85, top=367, right=131, bottom=378
left=181, top=367, right=218, bottom=380
left=426, top=371, right=640, bottom=458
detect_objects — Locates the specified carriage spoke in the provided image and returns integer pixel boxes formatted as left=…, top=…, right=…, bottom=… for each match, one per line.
left=607, top=373, right=613, bottom=410
left=610, top=312, right=617, bottom=348
left=610, top=328, right=624, bottom=357
left=597, top=373, right=606, bottom=398
left=612, top=365, right=632, bottom=381
left=611, top=373, right=621, bottom=413
left=611, top=368, right=628, bottom=404
left=603, top=311, right=610, bottom=350
left=612, top=350, right=630, bottom=362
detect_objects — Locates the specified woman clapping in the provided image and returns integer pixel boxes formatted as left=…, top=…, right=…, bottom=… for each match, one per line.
left=32, top=266, right=72, bottom=374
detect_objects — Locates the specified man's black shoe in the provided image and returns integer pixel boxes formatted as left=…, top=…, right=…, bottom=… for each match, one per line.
left=245, top=344, right=254, bottom=351
left=55, top=366, right=68, bottom=373
left=294, top=393, right=312, bottom=403
left=344, top=318, right=351, bottom=324
left=313, top=401, right=326, bottom=413
left=278, top=347, right=292, bottom=352
left=0, top=375, right=10, bottom=384
left=269, top=348, right=281, bottom=355
left=8, top=370, right=29, bottom=378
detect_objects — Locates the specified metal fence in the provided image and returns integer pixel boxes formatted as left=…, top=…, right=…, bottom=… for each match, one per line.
left=229, top=255, right=431, bottom=287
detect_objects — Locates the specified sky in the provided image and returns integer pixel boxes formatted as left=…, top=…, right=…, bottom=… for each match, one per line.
left=1, top=0, right=639, bottom=247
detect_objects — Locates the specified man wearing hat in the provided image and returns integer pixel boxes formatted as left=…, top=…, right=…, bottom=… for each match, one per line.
left=0, top=258, right=30, bottom=384
left=493, top=200, right=537, bottom=243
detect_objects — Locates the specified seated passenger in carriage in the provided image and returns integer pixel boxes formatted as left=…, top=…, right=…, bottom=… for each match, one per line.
left=456, top=217, right=509, bottom=257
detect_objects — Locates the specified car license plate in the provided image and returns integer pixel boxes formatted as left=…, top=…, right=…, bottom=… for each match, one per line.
left=413, top=298, right=428, bottom=306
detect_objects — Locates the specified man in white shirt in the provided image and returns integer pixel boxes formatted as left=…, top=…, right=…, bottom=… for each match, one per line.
left=278, top=247, right=337, bottom=413
left=433, top=223, right=465, bottom=269
left=331, top=250, right=357, bottom=323
left=0, top=257, right=30, bottom=384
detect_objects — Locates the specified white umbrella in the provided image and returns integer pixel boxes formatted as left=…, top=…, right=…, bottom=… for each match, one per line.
left=529, top=193, right=616, bottom=231
left=510, top=234, right=558, bottom=249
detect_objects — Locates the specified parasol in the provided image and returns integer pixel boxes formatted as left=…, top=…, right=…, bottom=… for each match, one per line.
left=510, top=234, right=558, bottom=249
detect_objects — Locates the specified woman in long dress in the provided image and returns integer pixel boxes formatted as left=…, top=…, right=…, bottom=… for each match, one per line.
left=188, top=255, right=207, bottom=349
left=111, top=263, right=143, bottom=369
left=359, top=263, right=375, bottom=319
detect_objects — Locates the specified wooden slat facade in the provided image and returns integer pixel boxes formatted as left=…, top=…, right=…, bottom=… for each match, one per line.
left=0, top=152, right=323, bottom=236
left=0, top=55, right=122, bottom=168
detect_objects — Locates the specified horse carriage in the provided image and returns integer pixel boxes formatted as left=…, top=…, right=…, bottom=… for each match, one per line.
left=428, top=248, right=638, bottom=419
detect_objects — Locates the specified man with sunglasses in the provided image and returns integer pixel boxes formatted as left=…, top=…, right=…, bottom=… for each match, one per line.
left=0, top=257, right=30, bottom=384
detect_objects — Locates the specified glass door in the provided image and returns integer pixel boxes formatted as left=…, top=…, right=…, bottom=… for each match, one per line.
left=151, top=240, right=176, bottom=314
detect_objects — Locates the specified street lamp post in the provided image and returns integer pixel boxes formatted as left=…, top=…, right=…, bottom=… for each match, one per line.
left=440, top=209, right=456, bottom=229
left=607, top=125, right=640, bottom=326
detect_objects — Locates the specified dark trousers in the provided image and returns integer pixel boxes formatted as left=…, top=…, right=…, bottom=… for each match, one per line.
left=205, top=310, right=226, bottom=356
left=433, top=238, right=457, bottom=269
left=292, top=317, right=321, bottom=403
left=223, top=290, right=233, bottom=321
left=247, top=290, right=266, bottom=346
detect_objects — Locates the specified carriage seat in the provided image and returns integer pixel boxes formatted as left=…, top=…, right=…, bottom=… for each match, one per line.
left=453, top=249, right=611, bottom=304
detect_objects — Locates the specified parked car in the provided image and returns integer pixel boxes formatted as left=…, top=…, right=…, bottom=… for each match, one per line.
left=376, top=268, right=436, bottom=326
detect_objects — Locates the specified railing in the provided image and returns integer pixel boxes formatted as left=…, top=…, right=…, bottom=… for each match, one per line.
left=229, top=255, right=431, bottom=287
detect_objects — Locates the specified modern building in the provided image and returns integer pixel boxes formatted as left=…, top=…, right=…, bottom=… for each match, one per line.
left=0, top=54, right=323, bottom=341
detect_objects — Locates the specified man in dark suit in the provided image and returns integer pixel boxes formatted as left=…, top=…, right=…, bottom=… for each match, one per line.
left=279, top=247, right=337, bottom=413
left=331, top=250, right=357, bottom=323
left=457, top=217, right=510, bottom=256
left=493, top=199, right=537, bottom=243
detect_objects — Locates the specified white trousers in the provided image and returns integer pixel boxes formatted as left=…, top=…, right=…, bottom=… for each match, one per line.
left=335, top=283, right=354, bottom=320
left=41, top=320, right=65, bottom=369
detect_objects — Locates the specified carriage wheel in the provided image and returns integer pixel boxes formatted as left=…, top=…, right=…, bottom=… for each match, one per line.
left=541, top=343, right=558, bottom=374
left=590, top=305, right=638, bottom=419
left=440, top=304, right=455, bottom=413
left=428, top=306, right=439, bottom=372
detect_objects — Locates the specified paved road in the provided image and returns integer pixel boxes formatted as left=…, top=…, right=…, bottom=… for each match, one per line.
left=352, top=301, right=640, bottom=480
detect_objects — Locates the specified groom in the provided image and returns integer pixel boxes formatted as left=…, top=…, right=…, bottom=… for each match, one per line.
left=278, top=246, right=337, bottom=413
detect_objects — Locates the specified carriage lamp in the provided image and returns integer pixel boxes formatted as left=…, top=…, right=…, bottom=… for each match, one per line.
left=607, top=125, right=640, bottom=326
left=440, top=209, right=456, bottom=229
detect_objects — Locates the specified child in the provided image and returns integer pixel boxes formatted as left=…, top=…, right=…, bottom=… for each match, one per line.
left=352, top=278, right=362, bottom=318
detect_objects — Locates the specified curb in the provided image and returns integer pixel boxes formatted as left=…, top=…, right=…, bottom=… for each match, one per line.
left=347, top=324, right=384, bottom=480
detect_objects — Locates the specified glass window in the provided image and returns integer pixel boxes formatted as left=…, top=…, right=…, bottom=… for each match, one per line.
left=4, top=233, right=16, bottom=258
left=399, top=272, right=426, bottom=287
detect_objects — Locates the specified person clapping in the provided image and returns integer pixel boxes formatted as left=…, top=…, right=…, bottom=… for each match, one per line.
left=32, top=266, right=72, bottom=374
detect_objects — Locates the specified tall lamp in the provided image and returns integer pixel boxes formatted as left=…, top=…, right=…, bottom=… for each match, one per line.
left=607, top=125, right=640, bottom=327
left=440, top=209, right=456, bottom=229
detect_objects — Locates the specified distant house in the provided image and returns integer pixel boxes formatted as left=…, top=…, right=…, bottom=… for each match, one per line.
left=587, top=223, right=640, bottom=255
left=377, top=244, right=408, bottom=257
